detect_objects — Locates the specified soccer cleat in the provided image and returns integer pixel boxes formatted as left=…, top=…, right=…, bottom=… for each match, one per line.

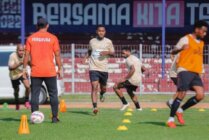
left=176, top=112, right=185, bottom=125
left=166, top=100, right=172, bottom=109
left=93, top=108, right=99, bottom=115
left=52, top=117, right=60, bottom=123
left=166, top=121, right=176, bottom=128
left=136, top=108, right=143, bottom=111
left=120, top=103, right=130, bottom=111
left=16, top=104, right=20, bottom=110
left=100, top=94, right=105, bottom=102
left=25, top=101, right=31, bottom=109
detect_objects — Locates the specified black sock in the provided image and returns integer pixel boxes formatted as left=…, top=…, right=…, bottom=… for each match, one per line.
left=170, top=98, right=182, bottom=117
left=100, top=91, right=105, bottom=96
left=25, top=96, right=29, bottom=102
left=93, top=103, right=97, bottom=108
left=134, top=102, right=140, bottom=109
left=182, top=96, right=199, bottom=111
left=120, top=97, right=128, bottom=105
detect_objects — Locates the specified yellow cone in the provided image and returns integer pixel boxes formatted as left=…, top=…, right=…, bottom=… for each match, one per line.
left=124, top=112, right=132, bottom=116
left=18, top=115, right=30, bottom=134
left=122, top=119, right=131, bottom=124
left=117, top=125, right=128, bottom=131
left=151, top=108, right=157, bottom=112
left=127, top=108, right=133, bottom=112
left=59, top=99, right=67, bottom=113
left=198, top=108, right=205, bottom=112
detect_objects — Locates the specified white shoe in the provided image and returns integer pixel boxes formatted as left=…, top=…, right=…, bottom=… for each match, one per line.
left=120, top=103, right=130, bottom=111
left=136, top=108, right=143, bottom=111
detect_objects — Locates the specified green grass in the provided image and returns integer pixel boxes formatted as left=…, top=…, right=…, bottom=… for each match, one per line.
left=0, top=108, right=208, bottom=140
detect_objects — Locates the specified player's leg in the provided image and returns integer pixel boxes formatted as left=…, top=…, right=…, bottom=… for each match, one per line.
left=166, top=77, right=178, bottom=108
left=11, top=79, right=20, bottom=110
left=44, top=77, right=59, bottom=123
left=126, top=88, right=142, bottom=111
left=89, top=71, right=100, bottom=114
left=21, top=75, right=31, bottom=109
left=179, top=74, right=204, bottom=112
left=167, top=71, right=192, bottom=127
left=113, top=82, right=129, bottom=111
left=99, top=72, right=108, bottom=102
left=30, top=77, right=43, bottom=113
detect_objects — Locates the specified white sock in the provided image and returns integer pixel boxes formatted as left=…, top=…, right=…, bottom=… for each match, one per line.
left=168, top=99, right=174, bottom=105
left=168, top=117, right=175, bottom=122
left=177, top=108, right=183, bottom=113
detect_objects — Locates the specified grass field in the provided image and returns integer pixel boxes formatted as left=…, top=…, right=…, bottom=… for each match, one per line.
left=0, top=107, right=208, bottom=140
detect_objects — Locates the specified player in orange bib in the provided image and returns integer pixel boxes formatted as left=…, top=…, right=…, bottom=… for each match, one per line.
left=167, top=20, right=208, bottom=128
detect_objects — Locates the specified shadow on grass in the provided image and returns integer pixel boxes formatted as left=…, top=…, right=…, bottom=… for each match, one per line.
left=68, top=110, right=93, bottom=116
left=140, top=121, right=166, bottom=127
left=0, top=117, right=20, bottom=122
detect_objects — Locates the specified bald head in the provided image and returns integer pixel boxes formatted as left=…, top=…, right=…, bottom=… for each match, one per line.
left=16, top=44, right=24, bottom=58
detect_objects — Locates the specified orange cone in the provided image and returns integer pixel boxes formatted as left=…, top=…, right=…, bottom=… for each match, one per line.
left=18, top=115, right=30, bottom=134
left=59, top=99, right=67, bottom=112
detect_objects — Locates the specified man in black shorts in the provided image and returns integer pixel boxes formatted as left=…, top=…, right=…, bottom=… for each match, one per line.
left=84, top=25, right=114, bottom=114
left=113, top=47, right=145, bottom=111
left=8, top=44, right=30, bottom=110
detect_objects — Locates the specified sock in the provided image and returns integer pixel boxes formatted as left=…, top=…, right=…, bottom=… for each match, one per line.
left=25, top=96, right=29, bottom=102
left=170, top=98, right=182, bottom=117
left=168, top=117, right=175, bottom=122
left=120, top=97, right=128, bottom=105
left=181, top=96, right=199, bottom=111
left=168, top=99, right=174, bottom=105
left=177, top=108, right=183, bottom=113
left=134, top=102, right=140, bottom=109
left=93, top=103, right=97, bottom=108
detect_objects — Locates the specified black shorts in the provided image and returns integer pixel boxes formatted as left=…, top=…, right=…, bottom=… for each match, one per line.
left=89, top=70, right=108, bottom=86
left=118, top=80, right=138, bottom=91
left=171, top=77, right=177, bottom=85
left=177, top=71, right=203, bottom=92
left=11, top=76, right=27, bottom=88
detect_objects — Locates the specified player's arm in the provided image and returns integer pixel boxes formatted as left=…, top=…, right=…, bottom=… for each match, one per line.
left=23, top=51, right=30, bottom=72
left=55, top=50, right=62, bottom=76
left=141, top=65, right=146, bottom=73
left=8, top=56, right=23, bottom=70
left=124, top=65, right=135, bottom=80
left=171, top=36, right=189, bottom=55
left=100, top=41, right=115, bottom=56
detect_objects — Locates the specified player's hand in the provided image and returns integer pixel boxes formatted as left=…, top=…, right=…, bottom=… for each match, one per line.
left=100, top=51, right=110, bottom=56
left=119, top=78, right=126, bottom=83
left=57, top=68, right=63, bottom=78
left=81, top=58, right=87, bottom=64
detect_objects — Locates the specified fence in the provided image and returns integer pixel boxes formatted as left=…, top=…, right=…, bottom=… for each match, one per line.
left=61, top=44, right=209, bottom=94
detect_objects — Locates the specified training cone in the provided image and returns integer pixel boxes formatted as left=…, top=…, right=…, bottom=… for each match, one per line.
left=59, top=99, right=67, bottom=113
left=198, top=108, right=205, bottom=112
left=18, top=115, right=30, bottom=134
left=2, top=102, right=8, bottom=110
left=122, top=119, right=131, bottom=124
left=127, top=108, right=133, bottom=112
left=117, top=125, right=128, bottom=131
left=124, top=112, right=132, bottom=116
left=151, top=108, right=157, bottom=112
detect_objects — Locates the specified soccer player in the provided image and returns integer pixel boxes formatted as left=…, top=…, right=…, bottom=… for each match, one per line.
left=167, top=20, right=208, bottom=128
left=113, top=47, right=145, bottom=111
left=84, top=25, right=114, bottom=114
left=8, top=44, right=30, bottom=110
left=23, top=18, right=62, bottom=123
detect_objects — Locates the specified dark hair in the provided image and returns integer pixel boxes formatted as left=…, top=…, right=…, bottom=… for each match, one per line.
left=194, top=20, right=208, bottom=30
left=122, top=46, right=131, bottom=52
left=37, top=17, right=48, bottom=30
left=96, top=24, right=106, bottom=30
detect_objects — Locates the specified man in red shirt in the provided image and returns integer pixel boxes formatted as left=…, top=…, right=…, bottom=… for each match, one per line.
left=23, top=18, right=62, bottom=123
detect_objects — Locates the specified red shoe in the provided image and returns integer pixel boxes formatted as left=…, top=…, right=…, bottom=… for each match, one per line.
left=176, top=112, right=185, bottom=125
left=93, top=108, right=98, bottom=115
left=16, top=104, right=20, bottom=110
left=25, top=101, right=31, bottom=109
left=167, top=121, right=176, bottom=128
